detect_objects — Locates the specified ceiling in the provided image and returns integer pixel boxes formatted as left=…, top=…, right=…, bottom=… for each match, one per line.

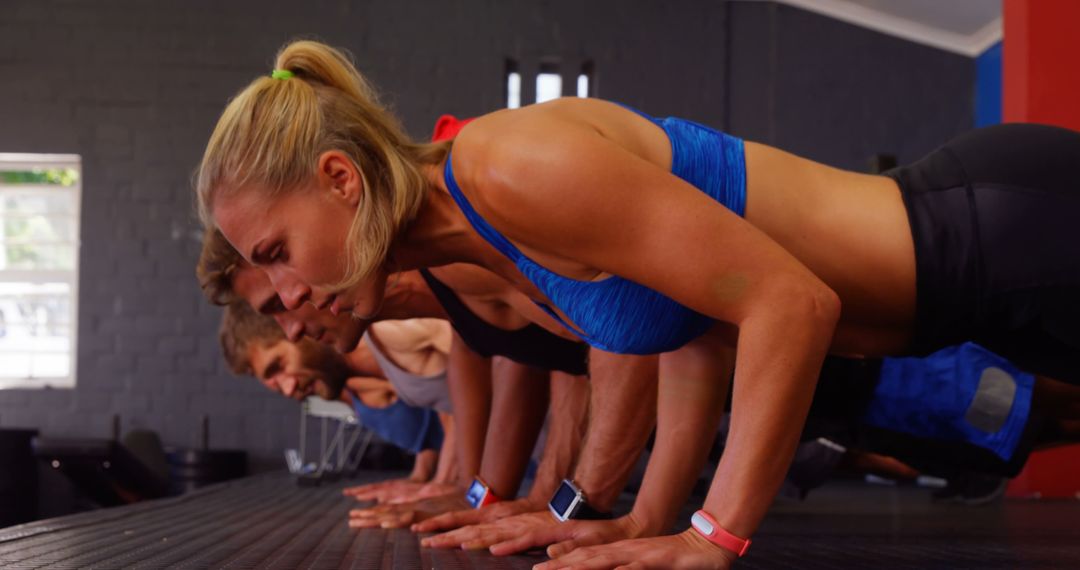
left=774, top=0, right=1002, bottom=56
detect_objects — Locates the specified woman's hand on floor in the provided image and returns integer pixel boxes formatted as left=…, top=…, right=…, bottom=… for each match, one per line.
left=343, top=478, right=459, bottom=505
left=411, top=496, right=546, bottom=533
left=420, top=512, right=651, bottom=557
left=342, top=477, right=426, bottom=502
left=347, top=491, right=468, bottom=529
left=534, top=529, right=736, bottom=570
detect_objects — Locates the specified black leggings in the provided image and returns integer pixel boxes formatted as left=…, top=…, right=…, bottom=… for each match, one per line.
left=887, top=123, right=1080, bottom=385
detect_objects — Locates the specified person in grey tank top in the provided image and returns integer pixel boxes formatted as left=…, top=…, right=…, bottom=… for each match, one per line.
left=217, top=303, right=458, bottom=493
left=362, top=319, right=453, bottom=414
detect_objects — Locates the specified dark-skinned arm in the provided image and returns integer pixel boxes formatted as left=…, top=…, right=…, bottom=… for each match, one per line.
left=409, top=449, right=438, bottom=482
left=524, top=370, right=589, bottom=504
left=572, top=350, right=659, bottom=511
left=416, top=369, right=589, bottom=534
left=478, top=357, right=551, bottom=498
left=421, top=351, right=657, bottom=551
left=432, top=412, right=457, bottom=484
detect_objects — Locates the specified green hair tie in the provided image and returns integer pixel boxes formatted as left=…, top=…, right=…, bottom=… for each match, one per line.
left=271, top=69, right=294, bottom=80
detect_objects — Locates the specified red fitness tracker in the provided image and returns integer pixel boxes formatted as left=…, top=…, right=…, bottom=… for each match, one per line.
left=690, top=509, right=751, bottom=557
left=464, top=477, right=500, bottom=509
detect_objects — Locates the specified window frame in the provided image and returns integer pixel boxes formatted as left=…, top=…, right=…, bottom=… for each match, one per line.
left=0, top=153, right=81, bottom=389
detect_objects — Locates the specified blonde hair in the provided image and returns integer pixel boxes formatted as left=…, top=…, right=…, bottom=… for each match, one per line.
left=196, top=40, right=450, bottom=289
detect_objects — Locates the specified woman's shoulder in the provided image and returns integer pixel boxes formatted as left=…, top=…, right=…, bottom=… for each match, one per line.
left=449, top=100, right=616, bottom=213
left=456, top=97, right=625, bottom=145
left=454, top=101, right=573, bottom=157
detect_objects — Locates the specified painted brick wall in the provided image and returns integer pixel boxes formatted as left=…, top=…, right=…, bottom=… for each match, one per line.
left=0, top=0, right=971, bottom=470
left=728, top=2, right=974, bottom=169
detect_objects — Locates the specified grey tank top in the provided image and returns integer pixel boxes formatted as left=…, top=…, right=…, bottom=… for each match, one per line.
left=364, top=331, right=453, bottom=414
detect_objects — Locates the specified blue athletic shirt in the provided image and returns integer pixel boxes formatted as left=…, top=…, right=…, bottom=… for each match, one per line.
left=443, top=104, right=746, bottom=354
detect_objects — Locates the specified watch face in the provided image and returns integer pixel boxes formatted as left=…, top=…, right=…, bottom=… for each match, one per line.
left=465, top=479, right=488, bottom=508
left=549, top=480, right=580, bottom=519
left=691, top=511, right=715, bottom=535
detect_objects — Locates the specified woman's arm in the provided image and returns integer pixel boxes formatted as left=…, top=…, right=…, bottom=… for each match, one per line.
left=459, top=118, right=841, bottom=562
left=704, top=296, right=836, bottom=542
left=626, top=333, right=735, bottom=535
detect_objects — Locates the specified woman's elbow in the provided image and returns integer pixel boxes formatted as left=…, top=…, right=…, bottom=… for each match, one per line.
left=808, top=283, right=841, bottom=328
left=761, top=276, right=841, bottom=330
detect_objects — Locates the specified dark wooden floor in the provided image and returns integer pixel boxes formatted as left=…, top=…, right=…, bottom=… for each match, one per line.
left=742, top=482, right=1080, bottom=569
left=1, top=472, right=1078, bottom=568
left=0, top=472, right=543, bottom=569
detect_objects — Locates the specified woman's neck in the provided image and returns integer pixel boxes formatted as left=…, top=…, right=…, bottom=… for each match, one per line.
left=390, top=163, right=494, bottom=271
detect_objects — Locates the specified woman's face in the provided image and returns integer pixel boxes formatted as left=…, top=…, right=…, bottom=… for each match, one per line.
left=213, top=152, right=390, bottom=321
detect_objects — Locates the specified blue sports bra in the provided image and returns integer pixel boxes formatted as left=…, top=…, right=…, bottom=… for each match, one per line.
left=444, top=105, right=747, bottom=354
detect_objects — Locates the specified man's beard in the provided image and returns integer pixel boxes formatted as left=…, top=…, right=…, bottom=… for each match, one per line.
left=297, top=339, right=351, bottom=400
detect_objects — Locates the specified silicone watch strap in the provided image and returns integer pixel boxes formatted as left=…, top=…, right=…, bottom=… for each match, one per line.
left=690, top=510, right=751, bottom=557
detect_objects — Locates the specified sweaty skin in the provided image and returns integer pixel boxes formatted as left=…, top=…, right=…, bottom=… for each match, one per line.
left=228, top=259, right=592, bottom=528
left=215, top=99, right=914, bottom=348
left=213, top=97, right=918, bottom=567
left=421, top=337, right=735, bottom=558
left=236, top=250, right=689, bottom=543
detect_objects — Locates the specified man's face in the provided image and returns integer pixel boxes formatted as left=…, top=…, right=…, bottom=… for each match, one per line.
left=231, top=263, right=370, bottom=354
left=246, top=338, right=350, bottom=401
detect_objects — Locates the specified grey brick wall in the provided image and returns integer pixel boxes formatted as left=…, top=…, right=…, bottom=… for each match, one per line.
left=728, top=2, right=974, bottom=169
left=0, top=0, right=972, bottom=470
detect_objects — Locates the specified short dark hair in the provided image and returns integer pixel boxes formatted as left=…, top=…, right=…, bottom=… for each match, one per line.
left=218, top=302, right=285, bottom=375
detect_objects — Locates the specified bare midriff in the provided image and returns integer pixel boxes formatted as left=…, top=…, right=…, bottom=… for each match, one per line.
left=741, top=143, right=916, bottom=355
left=452, top=99, right=919, bottom=355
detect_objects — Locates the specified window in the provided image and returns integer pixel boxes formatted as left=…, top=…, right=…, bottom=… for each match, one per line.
left=506, top=60, right=595, bottom=109
left=577, top=61, right=594, bottom=98
left=576, top=74, right=590, bottom=98
left=506, top=60, right=522, bottom=109
left=0, top=154, right=80, bottom=389
left=536, top=63, right=562, bottom=104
